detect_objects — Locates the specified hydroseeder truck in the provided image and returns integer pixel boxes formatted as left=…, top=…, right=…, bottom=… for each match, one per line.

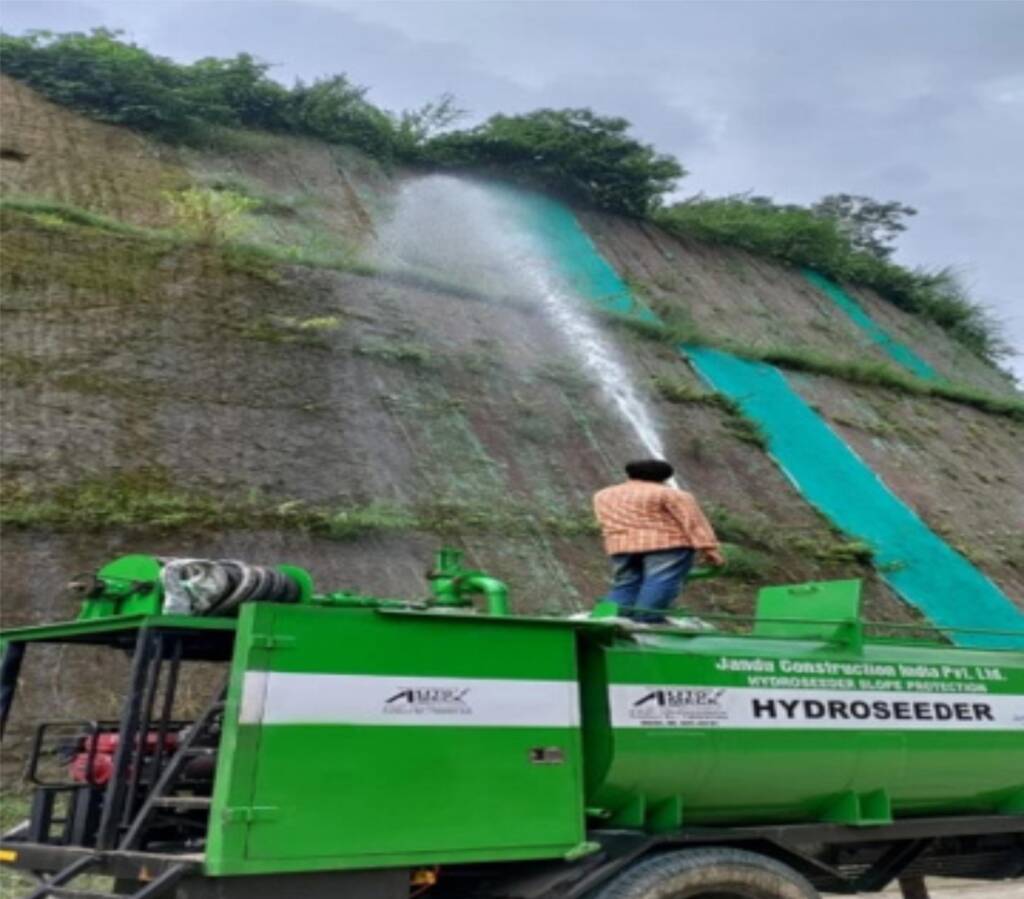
left=1, top=550, right=1022, bottom=899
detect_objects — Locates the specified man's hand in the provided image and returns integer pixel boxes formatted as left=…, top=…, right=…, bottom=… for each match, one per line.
left=702, top=548, right=726, bottom=567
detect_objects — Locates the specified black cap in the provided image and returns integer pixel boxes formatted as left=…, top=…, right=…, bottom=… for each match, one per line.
left=624, top=459, right=674, bottom=482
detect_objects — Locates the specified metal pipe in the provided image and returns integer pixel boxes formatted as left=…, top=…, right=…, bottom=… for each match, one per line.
left=427, top=550, right=510, bottom=616
left=0, top=641, right=25, bottom=738
left=460, top=575, right=509, bottom=617
left=97, top=628, right=155, bottom=849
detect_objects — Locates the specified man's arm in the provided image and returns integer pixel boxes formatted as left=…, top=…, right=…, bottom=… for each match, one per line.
left=663, top=492, right=725, bottom=566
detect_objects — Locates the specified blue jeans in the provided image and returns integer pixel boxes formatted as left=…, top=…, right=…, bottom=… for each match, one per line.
left=607, top=547, right=696, bottom=622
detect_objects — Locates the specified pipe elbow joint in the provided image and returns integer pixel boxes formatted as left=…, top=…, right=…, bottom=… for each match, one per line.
left=463, top=575, right=510, bottom=617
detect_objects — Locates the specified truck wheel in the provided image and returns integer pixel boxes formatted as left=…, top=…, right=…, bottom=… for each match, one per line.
left=591, top=847, right=820, bottom=899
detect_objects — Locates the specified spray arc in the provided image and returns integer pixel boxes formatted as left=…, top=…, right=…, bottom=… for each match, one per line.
left=375, top=175, right=676, bottom=473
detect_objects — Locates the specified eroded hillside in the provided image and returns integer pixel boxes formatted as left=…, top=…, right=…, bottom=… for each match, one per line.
left=2, top=73, right=1022, bottom=656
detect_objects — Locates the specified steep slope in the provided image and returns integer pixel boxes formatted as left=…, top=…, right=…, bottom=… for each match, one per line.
left=2, top=74, right=1022, bottom=654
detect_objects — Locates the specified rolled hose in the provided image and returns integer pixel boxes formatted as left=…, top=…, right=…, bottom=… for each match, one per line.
left=160, top=558, right=300, bottom=616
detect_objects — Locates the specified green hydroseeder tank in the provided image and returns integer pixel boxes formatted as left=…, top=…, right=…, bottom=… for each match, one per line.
left=581, top=579, right=1024, bottom=831
left=0, top=550, right=1021, bottom=882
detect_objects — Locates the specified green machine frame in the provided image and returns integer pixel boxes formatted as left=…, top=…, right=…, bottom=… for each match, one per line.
left=1, top=554, right=1022, bottom=899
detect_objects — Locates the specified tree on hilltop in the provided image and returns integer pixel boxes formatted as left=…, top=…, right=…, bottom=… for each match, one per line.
left=811, top=193, right=917, bottom=261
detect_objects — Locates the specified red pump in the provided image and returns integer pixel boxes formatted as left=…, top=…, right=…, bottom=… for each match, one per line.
left=69, top=731, right=179, bottom=785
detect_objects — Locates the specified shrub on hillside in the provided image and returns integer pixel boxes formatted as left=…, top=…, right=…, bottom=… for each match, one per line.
left=0, top=30, right=398, bottom=156
left=0, top=29, right=201, bottom=137
left=425, top=108, right=684, bottom=216
left=163, top=187, right=257, bottom=243
left=0, top=31, right=679, bottom=214
left=656, top=195, right=1008, bottom=363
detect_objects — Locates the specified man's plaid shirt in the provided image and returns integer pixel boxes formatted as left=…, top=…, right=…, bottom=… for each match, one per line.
left=592, top=480, right=720, bottom=556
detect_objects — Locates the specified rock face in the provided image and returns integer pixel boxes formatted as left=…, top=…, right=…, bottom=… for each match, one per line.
left=2, top=74, right=1022, bottom=648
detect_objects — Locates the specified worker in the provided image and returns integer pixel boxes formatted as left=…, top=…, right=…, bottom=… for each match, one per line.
left=593, top=459, right=724, bottom=623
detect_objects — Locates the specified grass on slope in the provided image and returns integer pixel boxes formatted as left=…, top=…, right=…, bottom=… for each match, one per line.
left=6, top=197, right=1016, bottom=423
left=0, top=197, right=372, bottom=274
left=605, top=312, right=1024, bottom=423
left=0, top=197, right=540, bottom=308
left=0, top=471, right=599, bottom=539
left=1, top=472, right=874, bottom=588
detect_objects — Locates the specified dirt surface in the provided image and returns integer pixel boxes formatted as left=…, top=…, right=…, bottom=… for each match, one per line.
left=580, top=207, right=1020, bottom=398
left=846, top=281, right=1018, bottom=398
left=791, top=370, right=1024, bottom=605
left=179, top=131, right=390, bottom=253
left=0, top=75, right=186, bottom=226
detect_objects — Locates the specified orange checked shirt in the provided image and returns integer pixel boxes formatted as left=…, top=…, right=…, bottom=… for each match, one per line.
left=593, top=480, right=720, bottom=556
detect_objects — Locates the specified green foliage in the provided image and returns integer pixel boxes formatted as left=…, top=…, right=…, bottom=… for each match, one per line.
left=392, top=93, right=466, bottom=158
left=651, top=375, right=715, bottom=405
left=704, top=505, right=874, bottom=583
left=0, top=473, right=599, bottom=539
left=650, top=375, right=771, bottom=450
left=810, top=193, right=917, bottom=261
left=1, top=196, right=377, bottom=279
left=655, top=195, right=1007, bottom=363
left=0, top=30, right=405, bottom=157
left=223, top=239, right=375, bottom=275
left=600, top=308, right=700, bottom=345
left=355, top=337, right=433, bottom=366
left=706, top=505, right=768, bottom=547
left=163, top=187, right=257, bottom=243
left=714, top=546, right=770, bottom=581
left=618, top=314, right=1024, bottom=423
left=658, top=195, right=849, bottom=267
left=791, top=537, right=875, bottom=565
left=0, top=29, right=199, bottom=137
left=0, top=196, right=162, bottom=238
left=426, top=108, right=684, bottom=215
left=0, top=30, right=680, bottom=214
left=285, top=75, right=397, bottom=159
left=235, top=315, right=343, bottom=348
left=822, top=541, right=876, bottom=564
left=752, top=347, right=1024, bottom=422
left=723, top=416, right=770, bottom=450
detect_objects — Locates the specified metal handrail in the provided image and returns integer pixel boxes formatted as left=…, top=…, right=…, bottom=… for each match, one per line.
left=682, top=613, right=1024, bottom=639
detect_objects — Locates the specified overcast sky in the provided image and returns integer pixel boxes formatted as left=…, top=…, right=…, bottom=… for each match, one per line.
left=4, top=0, right=1023, bottom=377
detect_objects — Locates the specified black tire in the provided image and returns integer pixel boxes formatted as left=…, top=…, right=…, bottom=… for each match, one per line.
left=590, top=847, right=820, bottom=899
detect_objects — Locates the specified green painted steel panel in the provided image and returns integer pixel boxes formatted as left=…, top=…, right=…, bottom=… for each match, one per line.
left=206, top=604, right=585, bottom=875
left=0, top=614, right=236, bottom=643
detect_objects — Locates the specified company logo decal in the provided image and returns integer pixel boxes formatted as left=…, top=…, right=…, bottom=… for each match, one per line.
left=628, top=687, right=728, bottom=724
left=239, top=673, right=580, bottom=727
left=384, top=686, right=473, bottom=716
left=610, top=684, right=1023, bottom=731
